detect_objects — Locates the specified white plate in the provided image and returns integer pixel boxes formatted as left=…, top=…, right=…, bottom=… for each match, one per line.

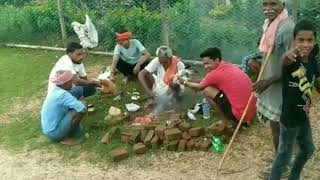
left=125, top=103, right=140, bottom=112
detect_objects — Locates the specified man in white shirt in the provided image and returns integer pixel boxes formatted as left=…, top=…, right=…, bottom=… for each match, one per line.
left=109, top=29, right=151, bottom=84
left=138, top=46, right=185, bottom=105
left=48, top=42, right=100, bottom=99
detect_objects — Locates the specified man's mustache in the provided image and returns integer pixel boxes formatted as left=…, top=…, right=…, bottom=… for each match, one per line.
left=72, top=59, right=83, bottom=64
left=264, top=10, right=276, bottom=14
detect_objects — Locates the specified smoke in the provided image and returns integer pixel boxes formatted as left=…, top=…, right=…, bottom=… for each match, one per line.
left=152, top=93, right=175, bottom=117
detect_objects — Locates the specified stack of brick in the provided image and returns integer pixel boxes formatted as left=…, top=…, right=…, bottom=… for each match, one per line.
left=109, top=120, right=213, bottom=162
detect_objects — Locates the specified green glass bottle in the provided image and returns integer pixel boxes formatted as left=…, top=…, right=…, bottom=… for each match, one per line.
left=211, top=136, right=224, bottom=154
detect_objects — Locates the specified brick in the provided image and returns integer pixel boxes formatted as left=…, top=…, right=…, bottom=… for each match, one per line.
left=177, top=139, right=186, bottom=152
left=121, top=132, right=132, bottom=144
left=145, top=123, right=156, bottom=130
left=101, top=132, right=112, bottom=144
left=128, top=124, right=145, bottom=132
left=111, top=148, right=129, bottom=162
left=151, top=135, right=161, bottom=149
left=101, top=127, right=119, bottom=144
left=155, top=125, right=166, bottom=140
left=106, top=115, right=129, bottom=126
left=164, top=128, right=182, bottom=141
left=186, top=139, right=195, bottom=151
left=163, top=139, right=169, bottom=146
left=169, top=113, right=182, bottom=120
left=189, top=127, right=204, bottom=137
left=165, top=140, right=179, bottom=151
left=182, top=132, right=192, bottom=141
left=129, top=131, right=141, bottom=144
left=200, top=139, right=211, bottom=151
left=140, top=130, right=148, bottom=142
left=206, top=124, right=224, bottom=136
left=133, top=143, right=147, bottom=154
left=144, top=130, right=155, bottom=147
left=204, top=128, right=213, bottom=138
left=167, top=119, right=182, bottom=128
left=194, top=138, right=203, bottom=151
left=179, top=122, right=191, bottom=131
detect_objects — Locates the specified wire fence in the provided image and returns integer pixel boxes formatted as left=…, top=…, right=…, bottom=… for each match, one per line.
left=0, top=0, right=319, bottom=62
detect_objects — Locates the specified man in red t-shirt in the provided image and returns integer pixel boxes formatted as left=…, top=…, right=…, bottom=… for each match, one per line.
left=180, top=47, right=256, bottom=132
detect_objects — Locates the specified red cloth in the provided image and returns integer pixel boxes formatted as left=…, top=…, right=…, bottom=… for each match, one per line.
left=164, top=56, right=180, bottom=85
left=259, top=9, right=289, bottom=53
left=116, top=32, right=132, bottom=41
left=52, top=70, right=74, bottom=85
left=200, top=61, right=256, bottom=123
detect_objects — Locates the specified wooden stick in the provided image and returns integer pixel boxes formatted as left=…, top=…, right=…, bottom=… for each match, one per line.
left=216, top=47, right=273, bottom=176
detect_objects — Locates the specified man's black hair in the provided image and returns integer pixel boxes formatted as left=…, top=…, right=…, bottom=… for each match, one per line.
left=117, top=28, right=129, bottom=34
left=200, top=47, right=222, bottom=61
left=66, top=42, right=83, bottom=54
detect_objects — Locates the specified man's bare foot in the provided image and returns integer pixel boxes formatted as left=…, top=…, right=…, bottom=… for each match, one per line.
left=60, top=137, right=81, bottom=146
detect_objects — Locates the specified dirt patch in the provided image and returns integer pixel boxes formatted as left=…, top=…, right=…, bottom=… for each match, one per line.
left=1, top=98, right=320, bottom=180
left=0, top=95, right=43, bottom=124
left=86, top=64, right=107, bottom=79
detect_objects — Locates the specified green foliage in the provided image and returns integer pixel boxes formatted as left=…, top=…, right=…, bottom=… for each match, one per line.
left=0, top=0, right=34, bottom=6
left=96, top=7, right=162, bottom=51
left=0, top=48, right=61, bottom=114
left=169, top=0, right=203, bottom=58
left=1, top=0, right=316, bottom=62
left=209, top=4, right=233, bottom=19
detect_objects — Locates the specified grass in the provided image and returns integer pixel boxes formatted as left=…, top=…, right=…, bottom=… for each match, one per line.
left=0, top=47, right=216, bottom=163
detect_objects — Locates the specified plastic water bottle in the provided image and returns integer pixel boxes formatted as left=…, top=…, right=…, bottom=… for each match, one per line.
left=202, top=98, right=211, bottom=119
left=212, top=136, right=224, bottom=154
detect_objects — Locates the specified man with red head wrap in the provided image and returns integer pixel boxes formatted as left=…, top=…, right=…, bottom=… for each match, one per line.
left=109, top=29, right=151, bottom=84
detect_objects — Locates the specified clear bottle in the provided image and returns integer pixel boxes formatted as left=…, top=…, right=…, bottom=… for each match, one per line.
left=202, top=98, right=211, bottom=119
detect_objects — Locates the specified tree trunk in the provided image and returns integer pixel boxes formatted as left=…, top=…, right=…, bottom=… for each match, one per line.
left=292, top=0, right=300, bottom=23
left=160, top=0, right=170, bottom=46
left=57, top=0, right=67, bottom=47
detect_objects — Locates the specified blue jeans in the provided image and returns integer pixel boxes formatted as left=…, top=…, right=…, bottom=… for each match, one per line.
left=69, top=85, right=96, bottom=100
left=269, top=122, right=315, bottom=180
left=45, top=112, right=84, bottom=142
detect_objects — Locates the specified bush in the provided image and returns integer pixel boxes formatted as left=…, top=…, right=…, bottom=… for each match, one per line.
left=0, top=0, right=87, bottom=45
left=96, top=7, right=162, bottom=52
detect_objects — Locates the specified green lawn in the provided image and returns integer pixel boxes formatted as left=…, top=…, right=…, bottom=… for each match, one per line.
left=0, top=47, right=214, bottom=163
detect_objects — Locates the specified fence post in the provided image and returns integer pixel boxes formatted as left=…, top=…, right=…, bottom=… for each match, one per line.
left=57, top=0, right=67, bottom=47
left=160, top=0, right=170, bottom=46
left=292, top=0, right=300, bottom=23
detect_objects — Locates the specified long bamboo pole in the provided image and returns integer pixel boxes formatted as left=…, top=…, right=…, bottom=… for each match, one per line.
left=216, top=47, right=274, bottom=176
